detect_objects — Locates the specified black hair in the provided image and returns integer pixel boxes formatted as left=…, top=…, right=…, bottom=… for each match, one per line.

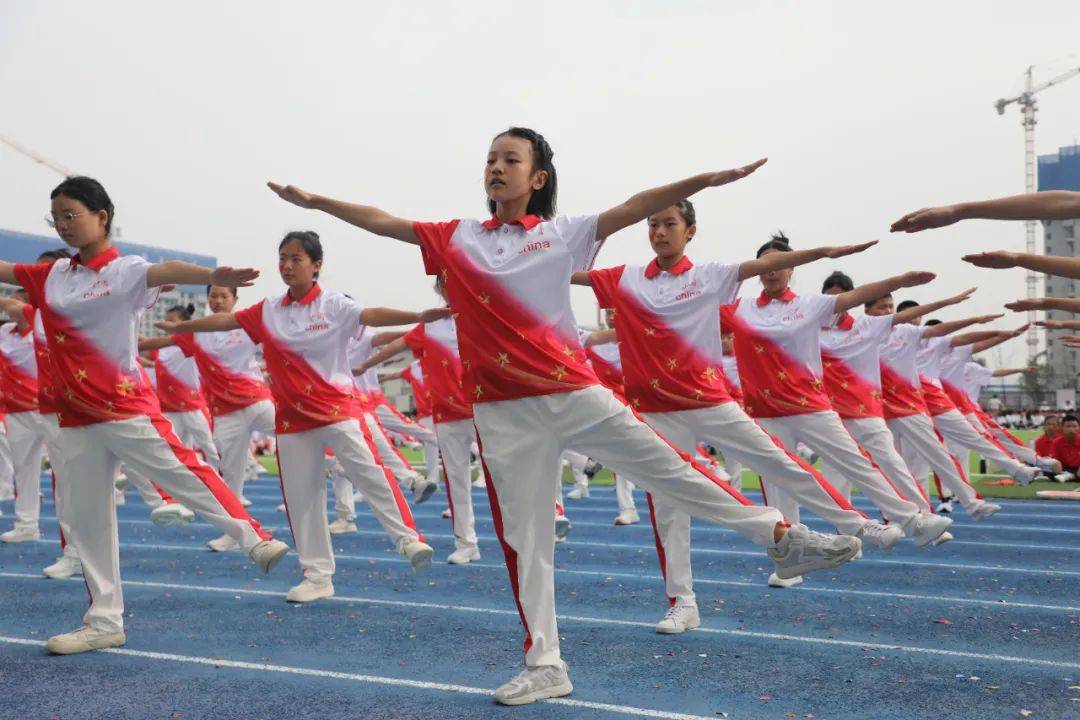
left=279, top=231, right=324, bottom=279
left=925, top=319, right=941, bottom=327
left=1044, top=413, right=1060, bottom=425
left=1062, top=414, right=1079, bottom=425
left=673, top=199, right=696, bottom=227
left=166, top=303, right=196, bottom=321
left=50, top=176, right=115, bottom=236
left=206, top=284, right=238, bottom=298
left=822, top=270, right=854, bottom=293
left=487, top=127, right=558, bottom=220
left=37, top=248, right=72, bottom=263
left=896, top=300, right=920, bottom=313
left=756, top=231, right=792, bottom=258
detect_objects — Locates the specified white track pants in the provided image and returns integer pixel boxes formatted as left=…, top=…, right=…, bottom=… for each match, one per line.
left=932, top=409, right=1027, bottom=480
left=417, top=416, right=441, bottom=484
left=0, top=422, right=12, bottom=500
left=436, top=419, right=479, bottom=551
left=375, top=403, right=437, bottom=445
left=967, top=413, right=1039, bottom=465
left=363, top=412, right=420, bottom=485
left=474, top=386, right=782, bottom=668
left=6, top=411, right=47, bottom=532
left=886, top=413, right=981, bottom=510
left=615, top=475, right=637, bottom=512
left=213, top=399, right=275, bottom=497
left=63, top=415, right=270, bottom=632
left=824, top=417, right=933, bottom=515
left=562, top=450, right=589, bottom=490
left=164, top=409, right=220, bottom=468
left=276, top=419, right=421, bottom=584
left=757, top=411, right=920, bottom=527
left=329, top=456, right=357, bottom=522
left=38, top=414, right=77, bottom=558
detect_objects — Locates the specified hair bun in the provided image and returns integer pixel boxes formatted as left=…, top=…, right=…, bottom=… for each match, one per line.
left=186, top=303, right=196, bottom=314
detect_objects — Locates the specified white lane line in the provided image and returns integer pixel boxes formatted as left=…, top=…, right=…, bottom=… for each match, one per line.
left=0, top=635, right=714, bottom=720
left=2, top=575, right=1077, bottom=672
left=20, top=539, right=1079, bottom=613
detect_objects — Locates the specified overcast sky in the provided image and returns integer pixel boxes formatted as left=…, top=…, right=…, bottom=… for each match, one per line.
left=3, top=1, right=1080, bottom=370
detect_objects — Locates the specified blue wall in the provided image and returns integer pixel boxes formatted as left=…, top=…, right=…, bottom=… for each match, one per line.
left=1038, top=145, right=1080, bottom=191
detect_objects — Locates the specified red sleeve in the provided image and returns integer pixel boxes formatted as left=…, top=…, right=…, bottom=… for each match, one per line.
left=13, top=263, right=53, bottom=309
left=19, top=304, right=34, bottom=325
left=719, top=301, right=740, bottom=332
left=172, top=333, right=197, bottom=357
left=401, top=366, right=415, bottom=383
left=412, top=220, right=461, bottom=277
left=402, top=324, right=426, bottom=358
left=148, top=348, right=160, bottom=362
left=588, top=266, right=625, bottom=309
left=233, top=302, right=266, bottom=344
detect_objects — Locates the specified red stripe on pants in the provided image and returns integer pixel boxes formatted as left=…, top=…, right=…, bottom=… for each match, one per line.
left=645, top=493, right=675, bottom=607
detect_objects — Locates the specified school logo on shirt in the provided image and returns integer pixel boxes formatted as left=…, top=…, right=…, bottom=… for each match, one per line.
left=674, top=280, right=702, bottom=302
left=519, top=240, right=551, bottom=256
left=82, top=278, right=111, bottom=301
left=780, top=308, right=805, bottom=324
left=304, top=310, right=330, bottom=332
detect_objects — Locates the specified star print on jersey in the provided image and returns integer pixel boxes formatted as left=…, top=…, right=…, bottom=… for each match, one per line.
left=150, top=346, right=207, bottom=413
left=819, top=313, right=894, bottom=420
left=0, top=323, right=38, bottom=413
left=404, top=319, right=472, bottom=423
left=173, top=330, right=271, bottom=417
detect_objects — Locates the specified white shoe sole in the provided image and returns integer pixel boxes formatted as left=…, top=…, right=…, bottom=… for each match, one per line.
left=285, top=585, right=335, bottom=603
left=46, top=632, right=126, bottom=655
left=408, top=546, right=435, bottom=573
left=655, top=620, right=700, bottom=635
left=495, top=680, right=574, bottom=706
left=768, top=575, right=804, bottom=588
left=773, top=540, right=860, bottom=580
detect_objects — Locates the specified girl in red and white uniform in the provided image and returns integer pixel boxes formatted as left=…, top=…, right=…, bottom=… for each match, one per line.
left=718, top=331, right=744, bottom=491
left=0, top=416, right=11, bottom=503
left=398, top=360, right=442, bottom=486
left=269, top=129, right=860, bottom=704
left=868, top=294, right=1002, bottom=519
left=160, top=231, right=439, bottom=604
left=0, top=176, right=289, bottom=655
left=719, top=235, right=934, bottom=551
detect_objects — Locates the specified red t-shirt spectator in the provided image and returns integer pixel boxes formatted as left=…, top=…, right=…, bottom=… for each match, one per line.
left=1034, top=433, right=1057, bottom=458
left=1049, top=433, right=1080, bottom=471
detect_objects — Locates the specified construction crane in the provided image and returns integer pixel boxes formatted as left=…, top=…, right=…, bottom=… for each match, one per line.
left=0, top=134, right=76, bottom=178
left=994, top=64, right=1080, bottom=362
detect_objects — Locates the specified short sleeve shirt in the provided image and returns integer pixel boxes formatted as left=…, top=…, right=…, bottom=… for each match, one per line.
left=0, top=321, right=38, bottom=413
left=878, top=323, right=929, bottom=418
left=819, top=313, right=893, bottom=419
left=403, top=317, right=472, bottom=423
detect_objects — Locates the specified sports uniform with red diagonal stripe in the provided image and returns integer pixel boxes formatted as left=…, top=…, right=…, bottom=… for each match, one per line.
left=0, top=319, right=48, bottom=537
left=819, top=312, right=933, bottom=513
left=879, top=323, right=982, bottom=510
left=148, top=346, right=220, bottom=469
left=13, top=247, right=271, bottom=634
left=172, top=326, right=275, bottom=498
left=590, top=257, right=873, bottom=608
left=399, top=360, right=442, bottom=485
left=234, top=284, right=423, bottom=586
left=722, top=290, right=919, bottom=528
left=416, top=214, right=784, bottom=669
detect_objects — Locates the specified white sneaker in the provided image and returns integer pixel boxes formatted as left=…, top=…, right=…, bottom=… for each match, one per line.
left=285, top=578, right=335, bottom=603
left=903, top=513, right=954, bottom=548
left=276, top=503, right=286, bottom=512
left=930, top=530, right=954, bottom=547
left=1054, top=472, right=1075, bottom=484
left=43, top=554, right=82, bottom=579
left=494, top=662, right=573, bottom=706
left=936, top=498, right=954, bottom=514
left=566, top=485, right=589, bottom=500
left=614, top=509, right=640, bottom=526
left=767, top=572, right=803, bottom=588
left=654, top=603, right=700, bottom=634
left=412, top=477, right=437, bottom=504
left=970, top=501, right=1002, bottom=521
left=1013, top=466, right=1040, bottom=486
left=150, top=502, right=195, bottom=528
left=328, top=518, right=358, bottom=534
left=554, top=515, right=571, bottom=541
left=239, top=495, right=253, bottom=507
left=472, top=476, right=487, bottom=488
left=1037, top=456, right=1063, bottom=474
left=207, top=534, right=240, bottom=552
left=583, top=459, right=603, bottom=479
left=400, top=539, right=434, bottom=572
left=767, top=524, right=860, bottom=580
left=857, top=520, right=904, bottom=551
left=114, top=472, right=130, bottom=490
left=447, top=545, right=481, bottom=565
left=46, top=625, right=125, bottom=655
left=1, top=527, right=40, bottom=543
left=250, top=538, right=290, bottom=572
left=441, top=508, right=452, bottom=519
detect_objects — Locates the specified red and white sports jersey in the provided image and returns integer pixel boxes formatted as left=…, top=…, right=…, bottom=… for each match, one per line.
left=404, top=318, right=472, bottom=423
left=14, top=248, right=161, bottom=427
left=235, top=284, right=365, bottom=434
left=579, top=329, right=625, bottom=397
left=150, top=346, right=206, bottom=413
left=720, top=354, right=744, bottom=405
left=0, top=321, right=38, bottom=413
left=345, top=334, right=379, bottom=411
left=401, top=360, right=433, bottom=419
left=590, top=258, right=737, bottom=412
left=938, top=345, right=978, bottom=414
left=819, top=312, right=893, bottom=420
left=878, top=323, right=929, bottom=419
left=27, top=306, right=60, bottom=415
left=414, top=215, right=602, bottom=404
left=916, top=336, right=956, bottom=417
left=962, top=361, right=993, bottom=406
left=721, top=290, right=836, bottom=418
left=173, top=326, right=271, bottom=417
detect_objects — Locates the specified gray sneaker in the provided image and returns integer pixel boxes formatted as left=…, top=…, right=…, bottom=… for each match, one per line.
left=970, top=501, right=1002, bottom=521
left=857, top=520, right=904, bottom=550
left=493, top=662, right=573, bottom=706
left=767, top=524, right=860, bottom=580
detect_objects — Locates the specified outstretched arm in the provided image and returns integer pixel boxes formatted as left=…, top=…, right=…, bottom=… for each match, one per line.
left=378, top=369, right=406, bottom=382
left=963, top=251, right=1080, bottom=280
left=146, top=263, right=259, bottom=290
left=0, top=261, right=16, bottom=286
left=582, top=329, right=617, bottom=347
left=157, top=313, right=241, bottom=335
left=138, top=335, right=177, bottom=351
left=948, top=330, right=1001, bottom=348
left=1037, top=319, right=1080, bottom=331
left=993, top=366, right=1038, bottom=378
left=360, top=306, right=451, bottom=328
left=922, top=314, right=1002, bottom=339
left=596, top=159, right=767, bottom=240
left=267, top=183, right=418, bottom=244
left=1005, top=297, right=1080, bottom=313
left=353, top=337, right=408, bottom=375
left=891, top=191, right=1080, bottom=233
left=372, top=330, right=408, bottom=347
left=0, top=295, right=28, bottom=323
left=892, top=287, right=976, bottom=325
left=834, top=271, right=935, bottom=314
left=736, top=241, right=877, bottom=282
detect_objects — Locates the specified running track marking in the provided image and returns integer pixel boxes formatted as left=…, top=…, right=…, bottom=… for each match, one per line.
left=0, top=635, right=714, bottom=720
left=2, top=574, right=1077, bottom=671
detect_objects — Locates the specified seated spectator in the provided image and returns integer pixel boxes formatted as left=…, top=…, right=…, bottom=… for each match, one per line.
left=1034, top=414, right=1061, bottom=457
left=1049, top=415, right=1080, bottom=478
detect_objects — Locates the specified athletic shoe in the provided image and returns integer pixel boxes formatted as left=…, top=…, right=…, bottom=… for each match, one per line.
left=970, top=501, right=1002, bottom=521
left=767, top=524, right=860, bottom=580
left=43, top=554, right=82, bottom=579
left=1054, top=472, right=1076, bottom=483
left=1, top=527, right=40, bottom=543
left=654, top=603, right=700, bottom=634
left=929, top=530, right=954, bottom=547
left=472, top=476, right=487, bottom=488
left=441, top=508, right=452, bottom=518
left=903, top=513, right=954, bottom=548
left=46, top=626, right=125, bottom=655
left=328, top=518, right=358, bottom=534
left=493, top=661, right=573, bottom=706
left=583, top=460, right=603, bottom=479
left=207, top=534, right=240, bottom=552
left=447, top=545, right=481, bottom=565
left=1013, top=466, right=1040, bottom=486
left=250, top=539, right=290, bottom=572
left=114, top=489, right=126, bottom=506
left=566, top=485, right=589, bottom=500
left=767, top=572, right=803, bottom=588
left=857, top=521, right=904, bottom=550
left=285, top=579, right=335, bottom=603
left=412, top=477, right=437, bottom=504
left=239, top=495, right=253, bottom=507
left=401, top=539, right=434, bottom=572
left=114, top=472, right=130, bottom=490
left=613, top=509, right=640, bottom=526
left=276, top=503, right=286, bottom=512
left=935, top=498, right=954, bottom=515
left=1037, top=456, right=1063, bottom=473
left=554, top=515, right=571, bottom=541
left=149, top=502, right=195, bottom=528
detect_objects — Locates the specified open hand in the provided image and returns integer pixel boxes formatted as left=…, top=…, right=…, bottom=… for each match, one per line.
left=155, top=320, right=182, bottom=335
left=1005, top=298, right=1048, bottom=312
left=267, top=182, right=318, bottom=209
left=706, top=158, right=768, bottom=187
left=899, top=271, right=936, bottom=288
left=890, top=204, right=962, bottom=233
left=418, top=306, right=453, bottom=323
left=962, top=251, right=1018, bottom=269
left=210, top=266, right=260, bottom=288
left=823, top=241, right=877, bottom=259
